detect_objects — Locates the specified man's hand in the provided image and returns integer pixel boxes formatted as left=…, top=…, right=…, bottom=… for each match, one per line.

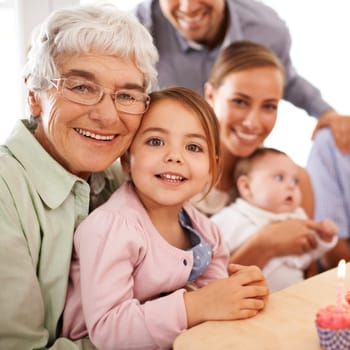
left=313, top=110, right=350, bottom=153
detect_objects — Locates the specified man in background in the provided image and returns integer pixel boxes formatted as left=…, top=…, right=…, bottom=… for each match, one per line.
left=135, top=0, right=350, bottom=153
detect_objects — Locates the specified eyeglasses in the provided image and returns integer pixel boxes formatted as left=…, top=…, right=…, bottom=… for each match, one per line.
left=49, top=78, right=150, bottom=115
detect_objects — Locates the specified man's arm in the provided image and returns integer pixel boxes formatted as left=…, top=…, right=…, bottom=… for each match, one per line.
left=307, top=128, right=350, bottom=270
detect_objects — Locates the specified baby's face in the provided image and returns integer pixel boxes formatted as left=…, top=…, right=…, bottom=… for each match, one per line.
left=244, top=153, right=302, bottom=214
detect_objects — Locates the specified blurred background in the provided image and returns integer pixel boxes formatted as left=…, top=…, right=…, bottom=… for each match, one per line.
left=1, top=0, right=349, bottom=166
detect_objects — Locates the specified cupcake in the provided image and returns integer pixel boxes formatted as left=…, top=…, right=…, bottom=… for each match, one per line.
left=346, top=291, right=350, bottom=305
left=315, top=304, right=350, bottom=349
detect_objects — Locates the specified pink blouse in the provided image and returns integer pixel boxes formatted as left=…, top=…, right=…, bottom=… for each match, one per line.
left=62, top=182, right=229, bottom=350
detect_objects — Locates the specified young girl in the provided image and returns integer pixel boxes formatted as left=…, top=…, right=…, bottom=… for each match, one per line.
left=61, top=87, right=269, bottom=350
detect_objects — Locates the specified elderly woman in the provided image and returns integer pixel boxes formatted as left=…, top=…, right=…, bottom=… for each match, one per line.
left=0, top=4, right=158, bottom=350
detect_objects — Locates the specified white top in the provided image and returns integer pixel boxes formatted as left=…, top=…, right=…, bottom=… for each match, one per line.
left=211, top=198, right=338, bottom=292
left=192, top=187, right=234, bottom=216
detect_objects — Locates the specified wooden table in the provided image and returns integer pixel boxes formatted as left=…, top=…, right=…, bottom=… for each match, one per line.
left=174, top=263, right=350, bottom=350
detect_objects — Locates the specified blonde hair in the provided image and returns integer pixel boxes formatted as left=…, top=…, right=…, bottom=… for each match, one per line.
left=150, top=87, right=221, bottom=196
left=208, top=40, right=285, bottom=88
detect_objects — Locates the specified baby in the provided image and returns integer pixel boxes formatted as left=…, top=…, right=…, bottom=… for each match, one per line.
left=212, top=147, right=338, bottom=292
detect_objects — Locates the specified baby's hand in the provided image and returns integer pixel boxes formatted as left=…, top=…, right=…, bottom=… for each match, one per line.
left=316, top=219, right=339, bottom=242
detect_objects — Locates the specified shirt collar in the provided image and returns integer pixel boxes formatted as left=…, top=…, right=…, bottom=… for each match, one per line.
left=89, top=171, right=107, bottom=196
left=5, top=120, right=88, bottom=209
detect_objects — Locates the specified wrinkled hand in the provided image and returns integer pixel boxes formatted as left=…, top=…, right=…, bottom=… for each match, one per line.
left=184, top=265, right=269, bottom=327
left=312, top=111, right=350, bottom=153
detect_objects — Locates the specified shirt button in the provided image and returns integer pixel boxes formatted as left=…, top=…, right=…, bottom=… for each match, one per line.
left=183, top=259, right=187, bottom=266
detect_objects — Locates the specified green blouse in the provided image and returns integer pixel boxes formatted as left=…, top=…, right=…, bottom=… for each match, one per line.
left=0, top=120, right=124, bottom=350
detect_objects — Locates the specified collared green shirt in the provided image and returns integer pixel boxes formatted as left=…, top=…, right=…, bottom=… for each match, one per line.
left=0, top=120, right=125, bottom=350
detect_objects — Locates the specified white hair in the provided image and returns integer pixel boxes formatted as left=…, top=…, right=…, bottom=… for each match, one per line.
left=23, top=3, right=158, bottom=92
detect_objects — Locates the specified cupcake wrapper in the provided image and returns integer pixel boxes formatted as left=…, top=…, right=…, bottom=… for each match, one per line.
left=316, top=326, right=350, bottom=349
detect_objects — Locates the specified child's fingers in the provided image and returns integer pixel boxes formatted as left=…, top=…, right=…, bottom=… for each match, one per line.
left=227, top=263, right=244, bottom=275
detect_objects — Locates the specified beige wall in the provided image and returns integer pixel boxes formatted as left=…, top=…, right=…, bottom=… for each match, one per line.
left=14, top=0, right=79, bottom=115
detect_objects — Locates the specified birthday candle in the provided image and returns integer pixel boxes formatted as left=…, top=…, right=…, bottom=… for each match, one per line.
left=336, top=259, right=346, bottom=311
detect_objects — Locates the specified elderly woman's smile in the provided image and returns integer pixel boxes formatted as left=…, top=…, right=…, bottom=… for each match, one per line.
left=74, top=128, right=117, bottom=141
left=32, top=54, right=145, bottom=179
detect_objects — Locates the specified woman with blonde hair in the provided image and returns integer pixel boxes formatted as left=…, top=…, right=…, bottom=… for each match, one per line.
left=195, top=41, right=321, bottom=271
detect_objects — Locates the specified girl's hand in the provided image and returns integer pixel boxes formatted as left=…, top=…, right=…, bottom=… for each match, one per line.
left=228, top=263, right=269, bottom=302
left=184, top=265, right=269, bottom=327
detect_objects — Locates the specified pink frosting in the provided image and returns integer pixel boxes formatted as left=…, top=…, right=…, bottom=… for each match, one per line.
left=316, top=305, right=350, bottom=329
left=346, top=291, right=350, bottom=304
